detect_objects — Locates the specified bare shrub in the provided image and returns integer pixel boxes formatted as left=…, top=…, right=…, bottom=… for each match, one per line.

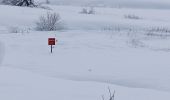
left=36, top=12, right=64, bottom=31
left=148, top=27, right=170, bottom=33
left=124, top=14, right=141, bottom=20
left=146, top=27, right=170, bottom=38
left=102, top=87, right=115, bottom=100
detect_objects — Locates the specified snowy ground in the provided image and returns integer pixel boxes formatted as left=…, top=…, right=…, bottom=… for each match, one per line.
left=0, top=4, right=170, bottom=100
left=36, top=0, right=170, bottom=9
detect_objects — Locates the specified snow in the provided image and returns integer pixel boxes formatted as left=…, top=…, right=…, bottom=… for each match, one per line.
left=0, top=67, right=170, bottom=100
left=36, top=0, right=170, bottom=9
left=0, top=3, right=170, bottom=100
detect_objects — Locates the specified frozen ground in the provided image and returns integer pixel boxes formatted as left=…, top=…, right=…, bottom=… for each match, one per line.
left=0, top=4, right=170, bottom=100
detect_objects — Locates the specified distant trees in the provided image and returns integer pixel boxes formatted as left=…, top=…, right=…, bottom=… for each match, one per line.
left=2, top=0, right=35, bottom=7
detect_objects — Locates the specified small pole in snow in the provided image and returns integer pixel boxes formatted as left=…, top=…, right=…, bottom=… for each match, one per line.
left=51, top=45, right=53, bottom=53
left=48, top=38, right=56, bottom=53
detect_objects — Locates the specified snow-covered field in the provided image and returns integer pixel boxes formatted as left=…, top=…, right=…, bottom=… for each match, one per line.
left=0, top=4, right=170, bottom=100
left=36, top=0, right=170, bottom=9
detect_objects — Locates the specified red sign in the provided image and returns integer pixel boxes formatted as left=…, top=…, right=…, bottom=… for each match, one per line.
left=48, top=38, right=56, bottom=45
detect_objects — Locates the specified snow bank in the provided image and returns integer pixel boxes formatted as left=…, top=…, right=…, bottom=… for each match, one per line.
left=0, top=67, right=170, bottom=100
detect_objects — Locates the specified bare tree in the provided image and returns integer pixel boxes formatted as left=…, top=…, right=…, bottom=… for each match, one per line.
left=108, top=87, right=115, bottom=100
left=2, top=0, right=35, bottom=7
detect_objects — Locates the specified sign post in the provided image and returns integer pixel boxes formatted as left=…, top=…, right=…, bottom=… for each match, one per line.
left=48, top=38, right=56, bottom=53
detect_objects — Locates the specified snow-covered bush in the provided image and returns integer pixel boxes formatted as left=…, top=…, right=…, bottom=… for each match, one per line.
left=1, top=0, right=12, bottom=5
left=80, top=8, right=88, bottom=14
left=36, top=12, right=64, bottom=31
left=80, top=7, right=95, bottom=14
left=124, top=14, right=141, bottom=20
left=127, top=38, right=145, bottom=48
left=8, top=26, right=31, bottom=33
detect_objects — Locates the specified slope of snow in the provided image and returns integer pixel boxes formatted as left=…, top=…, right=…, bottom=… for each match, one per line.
left=0, top=4, right=170, bottom=100
left=1, top=30, right=170, bottom=91
left=1, top=67, right=170, bottom=100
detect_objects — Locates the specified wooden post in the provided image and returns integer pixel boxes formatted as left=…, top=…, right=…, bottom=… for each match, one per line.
left=51, top=45, right=53, bottom=53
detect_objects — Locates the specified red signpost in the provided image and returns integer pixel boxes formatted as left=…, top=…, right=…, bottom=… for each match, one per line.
left=48, top=38, right=56, bottom=53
